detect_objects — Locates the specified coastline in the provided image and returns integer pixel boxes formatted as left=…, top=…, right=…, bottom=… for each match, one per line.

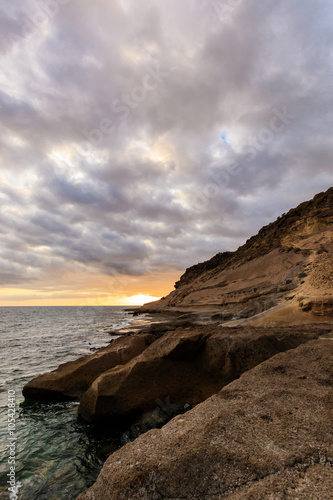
left=78, top=330, right=333, bottom=500
left=18, top=184, right=333, bottom=498
left=20, top=312, right=333, bottom=498
left=1, top=306, right=143, bottom=500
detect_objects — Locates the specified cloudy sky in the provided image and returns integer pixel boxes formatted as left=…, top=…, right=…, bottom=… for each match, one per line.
left=0, top=0, right=332, bottom=305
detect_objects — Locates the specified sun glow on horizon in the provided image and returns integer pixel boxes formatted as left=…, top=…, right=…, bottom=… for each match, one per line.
left=120, top=294, right=161, bottom=306
left=0, top=270, right=179, bottom=307
left=0, top=289, right=163, bottom=307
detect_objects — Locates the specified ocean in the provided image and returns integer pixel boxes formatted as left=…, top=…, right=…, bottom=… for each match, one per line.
left=0, top=306, right=142, bottom=500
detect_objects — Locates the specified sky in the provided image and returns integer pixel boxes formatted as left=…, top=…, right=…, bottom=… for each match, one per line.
left=0, top=0, right=333, bottom=306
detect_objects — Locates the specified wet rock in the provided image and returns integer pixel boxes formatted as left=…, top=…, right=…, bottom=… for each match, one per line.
left=118, top=400, right=193, bottom=447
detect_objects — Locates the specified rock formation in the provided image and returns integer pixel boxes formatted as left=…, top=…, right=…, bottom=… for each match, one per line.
left=23, top=333, right=154, bottom=400
left=78, top=334, right=333, bottom=499
left=141, top=187, right=333, bottom=324
left=78, top=324, right=331, bottom=423
left=21, top=188, right=333, bottom=499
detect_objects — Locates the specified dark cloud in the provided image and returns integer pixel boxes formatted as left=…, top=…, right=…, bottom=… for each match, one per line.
left=0, top=0, right=333, bottom=293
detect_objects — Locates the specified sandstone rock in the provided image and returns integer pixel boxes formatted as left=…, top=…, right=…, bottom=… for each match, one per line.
left=300, top=298, right=333, bottom=316
left=23, top=333, right=154, bottom=401
left=78, top=327, right=210, bottom=422
left=77, top=334, right=333, bottom=500
left=78, top=324, right=331, bottom=423
left=141, top=188, right=333, bottom=321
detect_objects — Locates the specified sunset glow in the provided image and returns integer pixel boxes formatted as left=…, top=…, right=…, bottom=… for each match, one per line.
left=1, top=1, right=333, bottom=306
left=120, top=294, right=161, bottom=306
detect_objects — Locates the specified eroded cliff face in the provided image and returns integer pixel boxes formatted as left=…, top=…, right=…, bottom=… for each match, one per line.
left=142, top=187, right=333, bottom=322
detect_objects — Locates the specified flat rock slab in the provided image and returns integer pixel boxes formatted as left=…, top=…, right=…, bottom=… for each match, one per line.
left=23, top=333, right=154, bottom=400
left=78, top=333, right=333, bottom=499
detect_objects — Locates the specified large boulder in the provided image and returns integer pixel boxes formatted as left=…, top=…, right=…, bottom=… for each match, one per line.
left=77, top=333, right=333, bottom=499
left=78, top=327, right=209, bottom=422
left=23, top=333, right=154, bottom=400
left=78, top=324, right=330, bottom=422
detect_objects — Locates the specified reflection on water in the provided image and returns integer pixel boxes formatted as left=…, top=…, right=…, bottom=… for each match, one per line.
left=0, top=307, right=134, bottom=500
left=16, top=401, right=123, bottom=500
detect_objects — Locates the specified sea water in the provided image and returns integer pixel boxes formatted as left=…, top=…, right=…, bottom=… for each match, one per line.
left=0, top=306, right=138, bottom=500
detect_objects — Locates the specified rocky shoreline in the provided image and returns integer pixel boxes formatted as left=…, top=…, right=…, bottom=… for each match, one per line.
left=22, top=189, right=333, bottom=498
left=77, top=330, right=333, bottom=500
left=22, top=315, right=333, bottom=499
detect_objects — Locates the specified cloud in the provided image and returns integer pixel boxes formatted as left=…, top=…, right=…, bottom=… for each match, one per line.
left=0, top=0, right=333, bottom=300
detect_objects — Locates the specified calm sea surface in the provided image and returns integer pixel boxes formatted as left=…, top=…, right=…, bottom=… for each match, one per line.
left=0, top=306, right=139, bottom=500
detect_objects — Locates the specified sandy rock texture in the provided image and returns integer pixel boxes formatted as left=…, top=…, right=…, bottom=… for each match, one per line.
left=78, top=334, right=333, bottom=500
left=297, top=252, right=333, bottom=316
left=78, top=324, right=331, bottom=423
left=23, top=333, right=154, bottom=400
left=141, top=188, right=333, bottom=322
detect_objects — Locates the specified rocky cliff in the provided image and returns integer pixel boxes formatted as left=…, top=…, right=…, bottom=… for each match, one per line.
left=142, top=187, right=333, bottom=324
left=22, top=188, right=333, bottom=499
